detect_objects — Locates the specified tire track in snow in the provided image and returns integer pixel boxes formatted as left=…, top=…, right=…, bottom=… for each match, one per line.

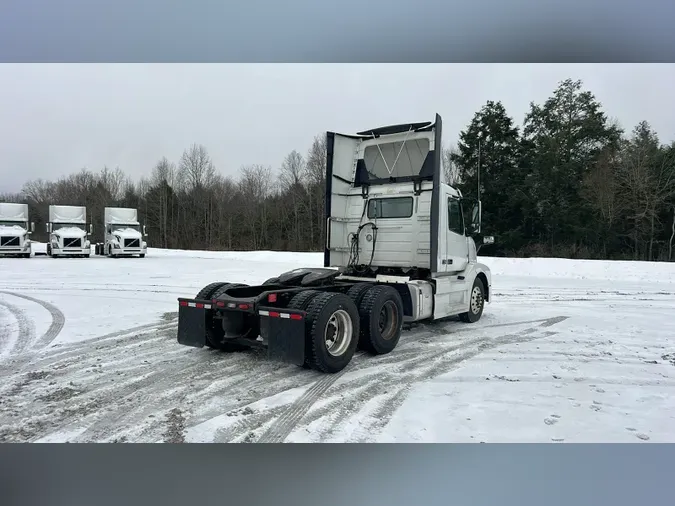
left=256, top=368, right=351, bottom=443
left=0, top=291, right=65, bottom=350
left=237, top=317, right=569, bottom=442
left=0, top=300, right=36, bottom=356
left=0, top=314, right=568, bottom=442
left=295, top=328, right=562, bottom=442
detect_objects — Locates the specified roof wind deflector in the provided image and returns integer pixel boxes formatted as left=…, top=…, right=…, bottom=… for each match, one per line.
left=356, top=120, right=433, bottom=137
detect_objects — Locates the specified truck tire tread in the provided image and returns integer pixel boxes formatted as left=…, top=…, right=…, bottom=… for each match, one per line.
left=286, top=290, right=321, bottom=368
left=347, top=283, right=375, bottom=307
left=459, top=277, right=485, bottom=323
left=195, top=282, right=229, bottom=300
left=358, top=285, right=404, bottom=355
left=305, top=292, right=360, bottom=373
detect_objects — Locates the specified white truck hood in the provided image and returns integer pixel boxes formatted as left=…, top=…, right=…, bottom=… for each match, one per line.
left=112, top=227, right=142, bottom=239
left=53, top=227, right=87, bottom=239
left=0, top=224, right=27, bottom=237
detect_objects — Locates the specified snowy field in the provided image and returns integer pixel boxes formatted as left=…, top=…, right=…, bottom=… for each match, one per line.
left=1, top=244, right=674, bottom=443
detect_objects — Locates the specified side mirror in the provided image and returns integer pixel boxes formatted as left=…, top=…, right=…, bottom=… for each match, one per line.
left=89, top=224, right=94, bottom=235
left=30, top=222, right=35, bottom=233
left=463, top=199, right=481, bottom=235
left=143, top=225, right=147, bottom=237
left=46, top=223, right=50, bottom=233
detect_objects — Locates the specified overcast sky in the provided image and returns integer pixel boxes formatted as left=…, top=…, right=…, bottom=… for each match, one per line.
left=1, top=63, right=674, bottom=193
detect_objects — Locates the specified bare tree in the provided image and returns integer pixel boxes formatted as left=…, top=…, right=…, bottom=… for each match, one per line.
left=443, top=143, right=461, bottom=186
left=179, top=144, right=216, bottom=191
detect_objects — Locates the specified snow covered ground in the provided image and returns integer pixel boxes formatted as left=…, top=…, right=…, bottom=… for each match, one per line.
left=0, top=245, right=674, bottom=443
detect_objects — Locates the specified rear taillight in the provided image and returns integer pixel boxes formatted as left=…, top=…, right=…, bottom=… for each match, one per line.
left=268, top=293, right=277, bottom=303
left=179, top=301, right=188, bottom=307
left=239, top=304, right=250, bottom=310
left=290, top=313, right=303, bottom=321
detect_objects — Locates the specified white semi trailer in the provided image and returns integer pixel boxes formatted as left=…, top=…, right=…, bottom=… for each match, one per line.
left=46, top=205, right=92, bottom=258
left=96, top=207, right=147, bottom=258
left=176, top=114, right=494, bottom=373
left=0, top=203, right=35, bottom=258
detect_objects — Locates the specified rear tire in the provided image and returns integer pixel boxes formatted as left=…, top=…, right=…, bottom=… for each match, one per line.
left=195, top=281, right=229, bottom=300
left=357, top=285, right=404, bottom=355
left=304, top=292, right=360, bottom=373
left=459, top=277, right=485, bottom=323
left=286, top=290, right=321, bottom=368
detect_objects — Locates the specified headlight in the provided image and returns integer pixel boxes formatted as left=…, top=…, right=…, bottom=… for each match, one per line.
left=52, top=242, right=59, bottom=249
left=142, top=241, right=147, bottom=248
left=85, top=240, right=90, bottom=248
left=113, top=243, right=121, bottom=249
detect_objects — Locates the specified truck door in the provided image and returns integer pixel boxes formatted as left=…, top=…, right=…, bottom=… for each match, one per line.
left=444, top=194, right=469, bottom=273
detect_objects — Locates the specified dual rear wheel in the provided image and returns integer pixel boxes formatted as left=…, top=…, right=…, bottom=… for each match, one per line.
left=288, top=284, right=404, bottom=373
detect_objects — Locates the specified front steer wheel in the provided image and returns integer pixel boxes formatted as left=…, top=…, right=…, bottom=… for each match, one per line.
left=304, top=292, right=360, bottom=373
left=459, top=277, right=485, bottom=323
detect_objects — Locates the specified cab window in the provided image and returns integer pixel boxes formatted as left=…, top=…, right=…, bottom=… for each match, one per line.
left=448, top=198, right=464, bottom=235
left=367, top=197, right=413, bottom=219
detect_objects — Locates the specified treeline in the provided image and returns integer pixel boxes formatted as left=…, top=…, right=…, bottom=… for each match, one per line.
left=2, top=78, right=674, bottom=261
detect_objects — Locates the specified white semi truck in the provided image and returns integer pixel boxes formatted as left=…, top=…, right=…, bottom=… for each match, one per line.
left=46, top=205, right=92, bottom=258
left=0, top=203, right=35, bottom=258
left=95, top=207, right=147, bottom=258
left=176, top=114, right=494, bottom=373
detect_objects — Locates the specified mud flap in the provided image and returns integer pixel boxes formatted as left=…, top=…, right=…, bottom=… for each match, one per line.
left=259, top=306, right=307, bottom=366
left=176, top=302, right=208, bottom=348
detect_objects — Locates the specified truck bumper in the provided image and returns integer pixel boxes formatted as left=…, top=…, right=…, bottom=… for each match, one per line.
left=53, top=247, right=90, bottom=256
left=0, top=247, right=29, bottom=256
left=110, top=248, right=146, bottom=256
left=176, top=300, right=307, bottom=366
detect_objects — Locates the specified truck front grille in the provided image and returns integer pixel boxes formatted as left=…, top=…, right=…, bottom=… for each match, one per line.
left=63, top=238, right=82, bottom=248
left=124, top=238, right=140, bottom=248
left=1, top=236, right=20, bottom=247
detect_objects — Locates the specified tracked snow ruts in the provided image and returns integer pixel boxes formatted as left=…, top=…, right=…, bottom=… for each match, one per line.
left=287, top=326, right=564, bottom=442
left=249, top=317, right=569, bottom=443
left=256, top=362, right=358, bottom=443
left=0, top=291, right=65, bottom=350
left=0, top=315, right=177, bottom=379
left=0, top=300, right=36, bottom=356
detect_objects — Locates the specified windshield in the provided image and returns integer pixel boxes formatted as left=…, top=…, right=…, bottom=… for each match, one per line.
left=52, top=223, right=85, bottom=231
left=363, top=138, right=430, bottom=179
left=112, top=224, right=140, bottom=232
left=0, top=220, right=26, bottom=228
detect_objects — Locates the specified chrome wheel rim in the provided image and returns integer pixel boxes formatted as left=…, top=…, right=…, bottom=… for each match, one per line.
left=324, top=309, right=353, bottom=357
left=470, top=286, right=483, bottom=314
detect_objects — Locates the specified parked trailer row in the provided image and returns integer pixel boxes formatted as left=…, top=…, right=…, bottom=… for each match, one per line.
left=0, top=203, right=147, bottom=258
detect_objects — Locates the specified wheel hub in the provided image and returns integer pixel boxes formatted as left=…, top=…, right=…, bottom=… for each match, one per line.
left=470, top=286, right=483, bottom=314
left=378, top=301, right=398, bottom=340
left=324, top=309, right=353, bottom=357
